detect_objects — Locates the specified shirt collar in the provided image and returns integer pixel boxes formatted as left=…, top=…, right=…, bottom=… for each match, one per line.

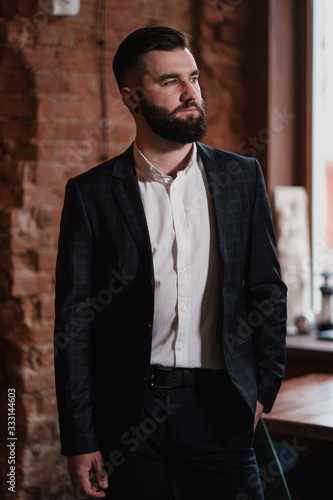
left=133, top=141, right=197, bottom=183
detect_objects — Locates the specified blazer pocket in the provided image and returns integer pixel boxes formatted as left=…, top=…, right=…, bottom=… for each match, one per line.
left=227, top=207, right=250, bottom=226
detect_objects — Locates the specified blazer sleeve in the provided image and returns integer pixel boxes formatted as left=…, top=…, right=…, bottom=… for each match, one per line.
left=54, top=178, right=100, bottom=456
left=243, top=159, right=287, bottom=412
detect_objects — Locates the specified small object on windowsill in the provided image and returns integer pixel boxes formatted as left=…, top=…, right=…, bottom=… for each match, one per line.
left=294, top=309, right=317, bottom=335
left=318, top=328, right=333, bottom=340
left=318, top=271, right=333, bottom=340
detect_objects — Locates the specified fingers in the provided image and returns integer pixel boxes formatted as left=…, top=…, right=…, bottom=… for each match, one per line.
left=67, top=451, right=108, bottom=498
left=254, top=400, right=264, bottom=429
left=93, top=452, right=109, bottom=491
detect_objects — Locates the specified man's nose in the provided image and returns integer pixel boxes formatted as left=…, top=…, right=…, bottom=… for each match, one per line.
left=180, top=81, right=199, bottom=102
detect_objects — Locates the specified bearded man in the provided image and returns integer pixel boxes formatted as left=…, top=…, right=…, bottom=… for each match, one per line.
left=54, top=26, right=287, bottom=500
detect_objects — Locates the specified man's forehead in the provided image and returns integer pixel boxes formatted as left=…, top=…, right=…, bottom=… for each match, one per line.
left=141, top=48, right=198, bottom=77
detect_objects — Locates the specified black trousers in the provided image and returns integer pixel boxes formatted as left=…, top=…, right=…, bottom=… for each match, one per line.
left=103, top=378, right=264, bottom=500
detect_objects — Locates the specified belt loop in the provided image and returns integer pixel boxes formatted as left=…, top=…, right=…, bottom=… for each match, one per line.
left=183, top=368, right=190, bottom=386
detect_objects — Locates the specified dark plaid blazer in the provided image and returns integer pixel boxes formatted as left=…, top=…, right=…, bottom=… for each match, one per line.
left=54, top=142, right=287, bottom=456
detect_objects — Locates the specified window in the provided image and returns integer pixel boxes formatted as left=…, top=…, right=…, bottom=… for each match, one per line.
left=312, top=0, right=333, bottom=314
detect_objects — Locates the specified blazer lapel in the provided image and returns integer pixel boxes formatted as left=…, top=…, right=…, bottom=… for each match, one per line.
left=110, top=145, right=154, bottom=290
left=196, top=142, right=227, bottom=254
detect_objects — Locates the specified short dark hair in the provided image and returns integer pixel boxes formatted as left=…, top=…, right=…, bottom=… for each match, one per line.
left=113, top=26, right=189, bottom=91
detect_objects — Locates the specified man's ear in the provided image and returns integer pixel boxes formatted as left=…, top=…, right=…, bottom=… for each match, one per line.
left=121, top=85, right=146, bottom=114
left=121, top=87, right=142, bottom=115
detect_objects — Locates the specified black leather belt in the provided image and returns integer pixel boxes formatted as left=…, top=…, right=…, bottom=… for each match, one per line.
left=149, top=366, right=228, bottom=388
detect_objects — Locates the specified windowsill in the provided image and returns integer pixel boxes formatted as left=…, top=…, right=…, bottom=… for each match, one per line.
left=285, top=330, right=333, bottom=379
left=287, top=330, right=333, bottom=352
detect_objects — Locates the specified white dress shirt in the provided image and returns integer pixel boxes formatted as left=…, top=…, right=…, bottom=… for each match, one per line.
left=134, top=142, right=224, bottom=369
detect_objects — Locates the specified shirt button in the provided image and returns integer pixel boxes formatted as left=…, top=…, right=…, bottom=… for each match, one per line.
left=181, top=305, right=188, bottom=312
left=179, top=264, right=186, bottom=271
left=172, top=185, right=178, bottom=191
left=177, top=223, right=183, bottom=230
left=177, top=345, right=184, bottom=351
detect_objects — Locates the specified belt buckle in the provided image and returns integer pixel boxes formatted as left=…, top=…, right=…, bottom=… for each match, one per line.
left=150, top=369, right=174, bottom=389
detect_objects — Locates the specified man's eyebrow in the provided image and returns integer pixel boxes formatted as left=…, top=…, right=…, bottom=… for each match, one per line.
left=157, top=69, right=199, bottom=83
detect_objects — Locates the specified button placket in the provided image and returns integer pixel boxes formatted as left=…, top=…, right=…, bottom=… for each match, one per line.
left=170, top=176, right=191, bottom=365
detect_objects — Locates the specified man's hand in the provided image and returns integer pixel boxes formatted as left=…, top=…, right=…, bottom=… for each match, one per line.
left=254, top=400, right=264, bottom=429
left=67, top=451, right=108, bottom=498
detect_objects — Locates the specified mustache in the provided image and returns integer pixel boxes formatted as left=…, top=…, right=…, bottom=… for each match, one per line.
left=169, top=100, right=203, bottom=118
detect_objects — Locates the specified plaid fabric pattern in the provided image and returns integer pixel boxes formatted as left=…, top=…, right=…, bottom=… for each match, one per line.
left=54, top=142, right=287, bottom=455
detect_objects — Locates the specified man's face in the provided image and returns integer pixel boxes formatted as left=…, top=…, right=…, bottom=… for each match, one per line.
left=138, top=48, right=207, bottom=143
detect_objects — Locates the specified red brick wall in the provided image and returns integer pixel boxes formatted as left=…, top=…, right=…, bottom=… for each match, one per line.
left=0, top=1, right=251, bottom=498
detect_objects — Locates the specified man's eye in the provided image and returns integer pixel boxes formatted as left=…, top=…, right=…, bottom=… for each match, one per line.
left=164, top=80, right=177, bottom=86
left=190, top=77, right=199, bottom=83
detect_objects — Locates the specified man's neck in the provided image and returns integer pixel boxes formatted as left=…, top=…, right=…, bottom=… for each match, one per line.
left=135, top=133, right=194, bottom=178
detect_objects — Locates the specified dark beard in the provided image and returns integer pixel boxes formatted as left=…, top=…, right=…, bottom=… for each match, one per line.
left=140, top=99, right=207, bottom=144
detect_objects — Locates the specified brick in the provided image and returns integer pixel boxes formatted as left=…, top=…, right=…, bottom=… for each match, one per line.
left=36, top=98, right=54, bottom=119
left=106, top=75, right=120, bottom=97
left=71, top=3, right=98, bottom=27
left=0, top=208, right=10, bottom=231
left=63, top=122, right=88, bottom=141
left=12, top=271, right=53, bottom=297
left=23, top=365, right=55, bottom=394
left=1, top=48, right=25, bottom=69
left=36, top=207, right=61, bottom=228
left=36, top=143, right=56, bottom=161
left=73, top=27, right=96, bottom=49
left=38, top=226, right=59, bottom=249
left=11, top=208, right=33, bottom=229
left=37, top=392, right=57, bottom=415
left=0, top=163, right=25, bottom=184
left=0, top=249, right=12, bottom=272
left=36, top=121, right=64, bottom=141
left=67, top=73, right=99, bottom=96
left=25, top=343, right=54, bottom=370
left=21, top=394, right=37, bottom=417
left=0, top=70, right=32, bottom=94
left=40, top=295, right=55, bottom=319
left=11, top=142, right=37, bottom=161
left=0, top=184, right=23, bottom=209
left=38, top=251, right=57, bottom=272
left=0, top=298, right=23, bottom=323
left=27, top=320, right=54, bottom=345
left=5, top=17, right=36, bottom=50
left=78, top=99, right=102, bottom=119
left=35, top=163, right=65, bottom=186
left=35, top=72, right=66, bottom=94
left=114, top=123, right=136, bottom=144
left=56, top=142, right=101, bottom=166
left=108, top=98, right=130, bottom=122
left=21, top=296, right=40, bottom=322
left=57, top=49, right=98, bottom=73
left=104, top=30, right=120, bottom=51
left=26, top=415, right=57, bottom=442
left=23, top=48, right=57, bottom=70
left=0, top=120, right=32, bottom=141
left=107, top=12, right=143, bottom=34
left=54, top=98, right=78, bottom=118
left=0, top=96, right=35, bottom=118
left=12, top=252, right=38, bottom=272
left=37, top=25, right=70, bottom=47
